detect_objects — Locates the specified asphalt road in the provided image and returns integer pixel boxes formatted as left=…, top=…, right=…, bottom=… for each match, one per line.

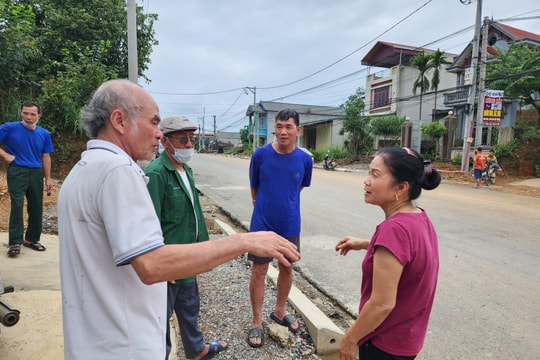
left=190, top=153, right=540, bottom=360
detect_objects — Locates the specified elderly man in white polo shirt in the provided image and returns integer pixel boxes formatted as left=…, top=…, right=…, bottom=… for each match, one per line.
left=58, top=79, right=299, bottom=360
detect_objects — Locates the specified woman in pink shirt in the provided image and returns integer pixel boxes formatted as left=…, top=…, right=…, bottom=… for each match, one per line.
left=336, top=147, right=441, bottom=360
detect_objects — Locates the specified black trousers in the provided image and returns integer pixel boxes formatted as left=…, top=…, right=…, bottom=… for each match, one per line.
left=359, top=341, right=416, bottom=360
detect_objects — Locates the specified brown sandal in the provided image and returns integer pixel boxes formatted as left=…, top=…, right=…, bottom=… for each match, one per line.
left=7, top=244, right=21, bottom=257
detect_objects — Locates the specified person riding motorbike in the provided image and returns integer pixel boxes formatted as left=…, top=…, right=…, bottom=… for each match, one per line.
left=323, top=152, right=336, bottom=170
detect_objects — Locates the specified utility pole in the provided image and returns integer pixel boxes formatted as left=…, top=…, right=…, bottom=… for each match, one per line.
left=202, top=107, right=206, bottom=152
left=476, top=16, right=490, bottom=146
left=213, top=114, right=216, bottom=149
left=460, top=0, right=482, bottom=174
left=127, top=0, right=138, bottom=84
left=245, top=87, right=257, bottom=152
left=198, top=123, right=202, bottom=152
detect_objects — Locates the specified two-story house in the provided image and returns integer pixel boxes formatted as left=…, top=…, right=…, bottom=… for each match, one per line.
left=361, top=41, right=457, bottom=153
left=443, top=20, right=540, bottom=155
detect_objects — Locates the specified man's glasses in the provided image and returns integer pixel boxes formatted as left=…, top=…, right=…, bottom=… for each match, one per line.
left=167, top=136, right=196, bottom=145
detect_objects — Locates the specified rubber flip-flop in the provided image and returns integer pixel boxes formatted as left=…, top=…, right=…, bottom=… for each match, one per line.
left=247, top=327, right=264, bottom=348
left=270, top=312, right=299, bottom=333
left=200, top=339, right=228, bottom=359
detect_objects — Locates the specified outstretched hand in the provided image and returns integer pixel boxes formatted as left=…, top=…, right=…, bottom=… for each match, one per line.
left=248, top=231, right=299, bottom=267
left=335, top=235, right=370, bottom=256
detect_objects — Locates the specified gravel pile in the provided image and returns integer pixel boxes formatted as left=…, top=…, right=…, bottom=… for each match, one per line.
left=190, top=248, right=321, bottom=359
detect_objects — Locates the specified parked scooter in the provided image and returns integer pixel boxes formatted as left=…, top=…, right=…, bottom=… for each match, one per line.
left=323, top=153, right=336, bottom=170
left=482, top=161, right=498, bottom=186
left=0, top=274, right=20, bottom=332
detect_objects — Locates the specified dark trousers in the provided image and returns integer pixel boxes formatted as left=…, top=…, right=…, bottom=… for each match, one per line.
left=359, top=341, right=416, bottom=360
left=7, top=165, right=44, bottom=245
left=165, top=279, right=204, bottom=360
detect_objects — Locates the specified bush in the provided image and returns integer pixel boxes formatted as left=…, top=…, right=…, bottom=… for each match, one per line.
left=311, top=147, right=350, bottom=163
left=494, top=140, right=519, bottom=159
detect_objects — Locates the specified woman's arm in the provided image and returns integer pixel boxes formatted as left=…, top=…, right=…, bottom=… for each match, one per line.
left=338, top=246, right=404, bottom=359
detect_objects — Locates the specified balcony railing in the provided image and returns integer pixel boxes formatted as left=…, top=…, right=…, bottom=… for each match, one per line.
left=443, top=89, right=469, bottom=106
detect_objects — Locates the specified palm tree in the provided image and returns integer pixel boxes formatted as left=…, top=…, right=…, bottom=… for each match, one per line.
left=410, top=51, right=432, bottom=123
left=429, top=49, right=451, bottom=119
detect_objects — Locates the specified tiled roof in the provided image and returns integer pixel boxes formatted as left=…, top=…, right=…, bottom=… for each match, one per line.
left=361, top=41, right=457, bottom=68
left=495, top=22, right=540, bottom=43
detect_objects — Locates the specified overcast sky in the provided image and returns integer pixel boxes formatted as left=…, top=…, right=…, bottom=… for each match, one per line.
left=137, top=0, right=540, bottom=132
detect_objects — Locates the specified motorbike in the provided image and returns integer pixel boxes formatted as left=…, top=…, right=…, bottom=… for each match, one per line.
left=482, top=161, right=498, bottom=186
left=323, top=153, right=336, bottom=171
left=0, top=274, right=20, bottom=333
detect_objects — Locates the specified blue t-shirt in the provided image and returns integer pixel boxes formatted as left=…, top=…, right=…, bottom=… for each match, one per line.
left=249, top=144, right=312, bottom=237
left=0, top=121, right=54, bottom=168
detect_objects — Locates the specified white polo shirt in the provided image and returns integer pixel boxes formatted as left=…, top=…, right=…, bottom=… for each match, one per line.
left=58, top=140, right=166, bottom=359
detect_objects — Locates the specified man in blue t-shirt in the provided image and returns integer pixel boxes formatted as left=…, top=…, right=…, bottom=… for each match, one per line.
left=247, top=108, right=313, bottom=348
left=0, top=101, right=54, bottom=257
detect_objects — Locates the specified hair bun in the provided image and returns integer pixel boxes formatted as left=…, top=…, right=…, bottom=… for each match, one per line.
left=422, top=168, right=441, bottom=190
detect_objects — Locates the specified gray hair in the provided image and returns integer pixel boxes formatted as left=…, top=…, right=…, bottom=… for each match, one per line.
left=80, top=79, right=142, bottom=139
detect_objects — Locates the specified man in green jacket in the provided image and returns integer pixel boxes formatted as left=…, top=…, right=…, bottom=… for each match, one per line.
left=145, top=116, right=228, bottom=360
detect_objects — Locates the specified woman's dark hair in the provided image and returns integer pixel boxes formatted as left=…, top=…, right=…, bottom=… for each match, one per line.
left=377, top=147, right=441, bottom=200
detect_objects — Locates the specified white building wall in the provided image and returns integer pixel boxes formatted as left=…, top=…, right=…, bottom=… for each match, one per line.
left=366, top=57, right=456, bottom=152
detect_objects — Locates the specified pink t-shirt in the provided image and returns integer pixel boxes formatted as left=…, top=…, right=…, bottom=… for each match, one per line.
left=358, top=209, right=439, bottom=356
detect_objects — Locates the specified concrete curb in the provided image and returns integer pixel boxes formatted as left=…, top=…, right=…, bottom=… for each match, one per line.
left=214, top=219, right=344, bottom=355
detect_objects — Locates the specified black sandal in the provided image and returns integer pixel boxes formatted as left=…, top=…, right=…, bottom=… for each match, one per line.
left=7, top=244, right=21, bottom=257
left=23, top=241, right=46, bottom=252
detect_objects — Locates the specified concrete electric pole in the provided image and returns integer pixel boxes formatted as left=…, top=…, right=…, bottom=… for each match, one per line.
left=460, top=0, right=482, bottom=174
left=127, top=0, right=138, bottom=84
left=245, top=87, right=257, bottom=152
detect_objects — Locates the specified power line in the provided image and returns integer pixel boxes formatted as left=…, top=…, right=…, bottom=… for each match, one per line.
left=259, top=0, right=434, bottom=90
left=145, top=0, right=434, bottom=96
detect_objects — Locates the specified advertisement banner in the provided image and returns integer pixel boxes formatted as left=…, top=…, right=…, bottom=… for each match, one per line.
left=482, top=90, right=504, bottom=126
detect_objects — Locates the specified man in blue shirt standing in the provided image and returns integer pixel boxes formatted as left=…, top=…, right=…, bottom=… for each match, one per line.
left=247, top=108, right=313, bottom=347
left=0, top=101, right=54, bottom=257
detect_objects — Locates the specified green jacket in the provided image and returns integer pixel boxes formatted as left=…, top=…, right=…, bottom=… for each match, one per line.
left=145, top=154, right=209, bottom=285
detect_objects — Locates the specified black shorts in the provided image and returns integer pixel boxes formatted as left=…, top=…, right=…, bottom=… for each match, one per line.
left=248, top=235, right=300, bottom=264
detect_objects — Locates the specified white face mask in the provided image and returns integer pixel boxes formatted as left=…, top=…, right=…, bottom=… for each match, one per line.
left=21, top=119, right=37, bottom=130
left=171, top=148, right=194, bottom=163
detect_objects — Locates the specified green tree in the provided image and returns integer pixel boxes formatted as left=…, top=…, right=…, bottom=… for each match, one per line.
left=0, top=0, right=158, bottom=133
left=339, top=88, right=372, bottom=156
left=31, top=0, right=157, bottom=82
left=0, top=1, right=39, bottom=119
left=411, top=51, right=432, bottom=122
left=421, top=122, right=447, bottom=159
left=239, top=125, right=250, bottom=151
left=429, top=49, right=451, bottom=118
left=370, top=115, right=405, bottom=139
left=487, top=43, right=540, bottom=125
